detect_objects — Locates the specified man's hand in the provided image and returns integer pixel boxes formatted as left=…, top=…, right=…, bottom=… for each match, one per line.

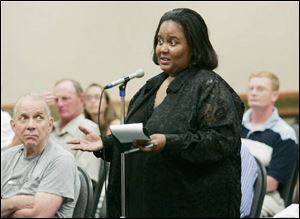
left=68, top=125, right=103, bottom=152
left=43, top=91, right=55, bottom=106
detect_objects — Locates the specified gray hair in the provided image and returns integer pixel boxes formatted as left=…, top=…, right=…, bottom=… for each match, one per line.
left=13, top=93, right=51, bottom=118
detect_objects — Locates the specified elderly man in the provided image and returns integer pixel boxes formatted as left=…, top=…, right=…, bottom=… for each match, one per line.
left=1, top=93, right=80, bottom=218
left=51, top=79, right=100, bottom=188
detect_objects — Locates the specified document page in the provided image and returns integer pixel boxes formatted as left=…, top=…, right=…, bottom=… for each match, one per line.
left=110, top=123, right=150, bottom=143
left=273, top=204, right=299, bottom=218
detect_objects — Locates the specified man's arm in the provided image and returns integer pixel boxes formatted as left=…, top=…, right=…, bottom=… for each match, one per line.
left=11, top=192, right=63, bottom=218
left=1, top=195, right=34, bottom=218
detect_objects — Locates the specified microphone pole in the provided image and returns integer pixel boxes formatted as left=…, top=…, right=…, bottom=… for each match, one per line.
left=119, top=81, right=127, bottom=218
left=107, top=70, right=144, bottom=218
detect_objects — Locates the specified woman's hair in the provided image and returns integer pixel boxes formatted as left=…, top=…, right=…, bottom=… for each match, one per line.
left=84, top=83, right=117, bottom=133
left=152, top=8, right=218, bottom=70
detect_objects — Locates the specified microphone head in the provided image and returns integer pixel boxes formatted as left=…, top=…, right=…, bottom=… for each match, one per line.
left=135, top=69, right=144, bottom=78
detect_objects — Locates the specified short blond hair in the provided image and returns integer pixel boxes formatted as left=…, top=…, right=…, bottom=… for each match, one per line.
left=249, top=71, right=280, bottom=91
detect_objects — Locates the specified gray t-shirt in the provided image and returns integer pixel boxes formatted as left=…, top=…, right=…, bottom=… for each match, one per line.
left=1, top=138, right=80, bottom=218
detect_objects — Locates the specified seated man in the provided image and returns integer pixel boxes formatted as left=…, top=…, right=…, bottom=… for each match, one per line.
left=1, top=93, right=80, bottom=218
left=51, top=79, right=101, bottom=189
left=241, top=71, right=298, bottom=217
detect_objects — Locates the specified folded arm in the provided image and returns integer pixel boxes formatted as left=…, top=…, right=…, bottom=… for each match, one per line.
left=1, top=195, right=34, bottom=218
left=2, top=192, right=63, bottom=218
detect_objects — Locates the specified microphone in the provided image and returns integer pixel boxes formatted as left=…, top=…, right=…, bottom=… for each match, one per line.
left=104, top=69, right=145, bottom=89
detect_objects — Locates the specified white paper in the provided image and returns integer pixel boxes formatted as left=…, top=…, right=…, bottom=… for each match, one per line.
left=110, top=123, right=150, bottom=143
left=273, top=204, right=299, bottom=218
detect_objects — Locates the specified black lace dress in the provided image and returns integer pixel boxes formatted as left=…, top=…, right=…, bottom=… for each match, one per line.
left=96, top=66, right=244, bottom=218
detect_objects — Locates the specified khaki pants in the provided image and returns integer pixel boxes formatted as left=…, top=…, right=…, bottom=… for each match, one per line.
left=260, top=190, right=285, bottom=217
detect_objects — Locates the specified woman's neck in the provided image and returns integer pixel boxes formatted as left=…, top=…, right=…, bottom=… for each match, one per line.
left=166, top=65, right=190, bottom=77
left=167, top=75, right=176, bottom=83
left=91, top=113, right=106, bottom=130
left=91, top=114, right=100, bottom=124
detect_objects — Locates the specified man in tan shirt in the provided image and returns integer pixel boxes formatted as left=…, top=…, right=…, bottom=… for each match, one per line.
left=51, top=79, right=101, bottom=188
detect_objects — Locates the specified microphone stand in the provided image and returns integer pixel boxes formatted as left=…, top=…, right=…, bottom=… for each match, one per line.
left=118, top=80, right=153, bottom=218
left=119, top=82, right=127, bottom=218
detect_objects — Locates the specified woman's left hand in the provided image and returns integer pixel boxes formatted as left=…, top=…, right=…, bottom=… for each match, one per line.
left=137, top=134, right=166, bottom=153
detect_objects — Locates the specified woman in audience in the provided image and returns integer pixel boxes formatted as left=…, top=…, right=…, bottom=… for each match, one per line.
left=84, top=83, right=120, bottom=135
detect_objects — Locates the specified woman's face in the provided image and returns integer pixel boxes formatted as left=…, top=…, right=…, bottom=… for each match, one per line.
left=155, top=20, right=191, bottom=76
left=84, top=86, right=107, bottom=116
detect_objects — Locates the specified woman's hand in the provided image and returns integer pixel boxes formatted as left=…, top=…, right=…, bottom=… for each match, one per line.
left=135, top=134, right=166, bottom=153
left=67, top=125, right=103, bottom=152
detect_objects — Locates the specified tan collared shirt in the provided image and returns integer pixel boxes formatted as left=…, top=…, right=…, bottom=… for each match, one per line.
left=51, top=114, right=101, bottom=182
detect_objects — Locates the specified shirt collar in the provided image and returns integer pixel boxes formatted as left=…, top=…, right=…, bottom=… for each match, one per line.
left=243, top=107, right=280, bottom=131
left=53, top=114, right=85, bottom=136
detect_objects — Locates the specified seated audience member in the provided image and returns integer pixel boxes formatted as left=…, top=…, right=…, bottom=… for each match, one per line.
left=1, top=93, right=80, bottom=218
left=84, top=83, right=120, bottom=218
left=84, top=83, right=120, bottom=134
left=1, top=109, right=14, bottom=151
left=241, top=71, right=298, bottom=217
left=51, top=79, right=101, bottom=188
left=240, top=143, right=258, bottom=218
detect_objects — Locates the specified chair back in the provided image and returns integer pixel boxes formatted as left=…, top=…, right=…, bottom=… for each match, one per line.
left=91, top=160, right=109, bottom=217
left=249, top=157, right=267, bottom=218
left=72, top=166, right=94, bottom=218
left=277, top=156, right=299, bottom=207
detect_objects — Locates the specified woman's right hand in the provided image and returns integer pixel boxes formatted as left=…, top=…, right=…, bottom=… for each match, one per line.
left=67, top=125, right=103, bottom=152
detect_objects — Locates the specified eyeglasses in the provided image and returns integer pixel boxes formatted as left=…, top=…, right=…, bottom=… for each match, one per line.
left=85, top=94, right=102, bottom=102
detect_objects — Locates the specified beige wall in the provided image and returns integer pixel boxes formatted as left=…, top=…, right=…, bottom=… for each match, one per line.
left=1, top=1, right=299, bottom=104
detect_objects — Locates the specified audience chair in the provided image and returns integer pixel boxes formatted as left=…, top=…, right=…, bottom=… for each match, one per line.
left=249, top=157, right=267, bottom=218
left=72, top=166, right=94, bottom=218
left=91, top=160, right=109, bottom=217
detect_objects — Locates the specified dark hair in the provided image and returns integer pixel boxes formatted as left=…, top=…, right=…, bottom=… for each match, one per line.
left=152, top=8, right=218, bottom=70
